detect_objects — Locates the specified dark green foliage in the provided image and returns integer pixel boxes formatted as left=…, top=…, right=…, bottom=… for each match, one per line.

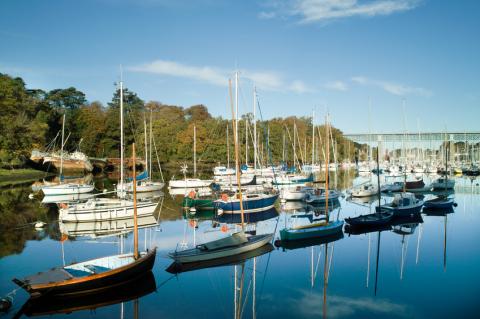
left=0, top=72, right=359, bottom=166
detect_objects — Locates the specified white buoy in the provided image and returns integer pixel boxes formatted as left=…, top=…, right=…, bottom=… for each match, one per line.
left=189, top=207, right=197, bottom=214
left=34, top=221, right=46, bottom=229
left=217, top=208, right=224, bottom=216
left=28, top=193, right=34, bottom=199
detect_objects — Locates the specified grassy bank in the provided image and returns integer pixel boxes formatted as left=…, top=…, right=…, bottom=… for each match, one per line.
left=0, top=168, right=52, bottom=186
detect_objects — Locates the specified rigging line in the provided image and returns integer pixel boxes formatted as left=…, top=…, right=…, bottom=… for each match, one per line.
left=152, top=137, right=165, bottom=182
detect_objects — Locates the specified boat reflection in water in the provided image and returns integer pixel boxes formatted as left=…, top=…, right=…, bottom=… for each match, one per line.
left=13, top=271, right=156, bottom=318
left=423, top=206, right=455, bottom=271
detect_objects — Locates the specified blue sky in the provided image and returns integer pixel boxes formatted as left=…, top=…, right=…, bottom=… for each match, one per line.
left=1, top=0, right=479, bottom=133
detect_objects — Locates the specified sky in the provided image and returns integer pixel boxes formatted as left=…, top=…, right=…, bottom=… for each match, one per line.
left=1, top=0, right=479, bottom=134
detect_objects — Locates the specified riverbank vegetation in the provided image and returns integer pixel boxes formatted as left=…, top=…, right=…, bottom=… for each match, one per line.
left=0, top=72, right=362, bottom=170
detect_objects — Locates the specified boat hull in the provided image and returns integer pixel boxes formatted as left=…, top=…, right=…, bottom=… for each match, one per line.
left=280, top=220, right=344, bottom=241
left=214, top=194, right=279, bottom=214
left=42, top=184, right=94, bottom=196
left=13, top=249, right=156, bottom=298
left=169, top=234, right=273, bottom=263
left=59, top=200, right=158, bottom=223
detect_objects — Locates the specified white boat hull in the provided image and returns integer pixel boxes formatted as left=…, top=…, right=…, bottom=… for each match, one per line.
left=59, top=199, right=158, bottom=223
left=41, top=184, right=94, bottom=196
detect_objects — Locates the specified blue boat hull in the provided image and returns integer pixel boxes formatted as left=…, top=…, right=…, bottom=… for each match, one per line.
left=375, top=204, right=423, bottom=216
left=280, top=220, right=344, bottom=241
left=214, top=194, right=279, bottom=214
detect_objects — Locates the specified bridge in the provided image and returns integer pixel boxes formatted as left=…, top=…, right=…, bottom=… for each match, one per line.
left=344, top=132, right=480, bottom=163
left=344, top=132, right=480, bottom=144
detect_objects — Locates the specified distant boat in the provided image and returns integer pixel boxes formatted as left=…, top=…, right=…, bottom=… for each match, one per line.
left=13, top=143, right=156, bottom=298
left=40, top=114, right=94, bottom=195
left=405, top=179, right=425, bottom=190
left=381, top=181, right=404, bottom=193
left=423, top=196, right=455, bottom=209
left=273, top=173, right=314, bottom=185
left=345, top=210, right=393, bottom=227
left=375, top=192, right=423, bottom=216
left=214, top=192, right=278, bottom=214
left=280, top=185, right=307, bottom=201
left=169, top=178, right=213, bottom=188
left=430, top=177, right=455, bottom=190
left=304, top=188, right=341, bottom=204
left=351, top=182, right=378, bottom=197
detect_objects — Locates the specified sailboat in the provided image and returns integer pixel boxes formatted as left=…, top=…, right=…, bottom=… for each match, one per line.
left=41, top=113, right=94, bottom=196
left=117, top=109, right=165, bottom=193
left=169, top=75, right=274, bottom=264
left=13, top=143, right=157, bottom=298
left=59, top=78, right=159, bottom=223
left=279, top=114, right=344, bottom=241
left=345, top=145, right=394, bottom=227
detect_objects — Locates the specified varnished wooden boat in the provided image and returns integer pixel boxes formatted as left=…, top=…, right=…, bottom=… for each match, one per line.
left=13, top=248, right=156, bottom=299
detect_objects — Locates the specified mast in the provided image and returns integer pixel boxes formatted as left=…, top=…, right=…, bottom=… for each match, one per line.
left=253, top=87, right=257, bottom=170
left=120, top=78, right=124, bottom=193
left=227, top=124, right=230, bottom=168
left=325, top=114, right=330, bottom=217
left=229, top=78, right=245, bottom=231
left=194, top=125, right=197, bottom=177
left=132, top=143, right=139, bottom=260
left=294, top=121, right=297, bottom=169
left=60, top=113, right=65, bottom=179
left=282, top=130, right=286, bottom=164
left=377, top=140, right=381, bottom=211
left=144, top=114, right=148, bottom=176
left=235, top=71, right=239, bottom=147
left=149, top=107, right=153, bottom=178
left=312, top=110, right=315, bottom=166
left=245, top=115, right=248, bottom=166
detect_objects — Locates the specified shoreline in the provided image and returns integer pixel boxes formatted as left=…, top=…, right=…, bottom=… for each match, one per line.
left=0, top=168, right=54, bottom=187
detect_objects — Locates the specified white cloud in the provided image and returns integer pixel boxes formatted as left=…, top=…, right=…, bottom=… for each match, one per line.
left=351, top=75, right=432, bottom=97
left=261, top=0, right=421, bottom=24
left=129, top=59, right=313, bottom=94
left=325, top=80, right=348, bottom=91
left=294, top=291, right=410, bottom=318
left=258, top=11, right=276, bottom=19
left=129, top=60, right=228, bottom=87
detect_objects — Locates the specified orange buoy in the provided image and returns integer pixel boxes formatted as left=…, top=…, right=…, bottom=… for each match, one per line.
left=221, top=225, right=228, bottom=233
left=221, top=193, right=229, bottom=201
left=188, top=190, right=196, bottom=199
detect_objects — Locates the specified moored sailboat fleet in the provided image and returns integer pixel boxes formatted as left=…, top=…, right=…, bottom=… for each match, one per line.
left=9, top=72, right=471, bottom=318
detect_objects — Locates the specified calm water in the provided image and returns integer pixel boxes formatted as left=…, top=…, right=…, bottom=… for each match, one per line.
left=1, top=172, right=480, bottom=319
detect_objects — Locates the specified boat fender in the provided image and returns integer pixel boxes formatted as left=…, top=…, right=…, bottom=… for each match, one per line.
left=221, top=193, right=229, bottom=201
left=221, top=225, right=228, bottom=233
left=453, top=202, right=458, bottom=207
left=188, top=190, right=196, bottom=199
